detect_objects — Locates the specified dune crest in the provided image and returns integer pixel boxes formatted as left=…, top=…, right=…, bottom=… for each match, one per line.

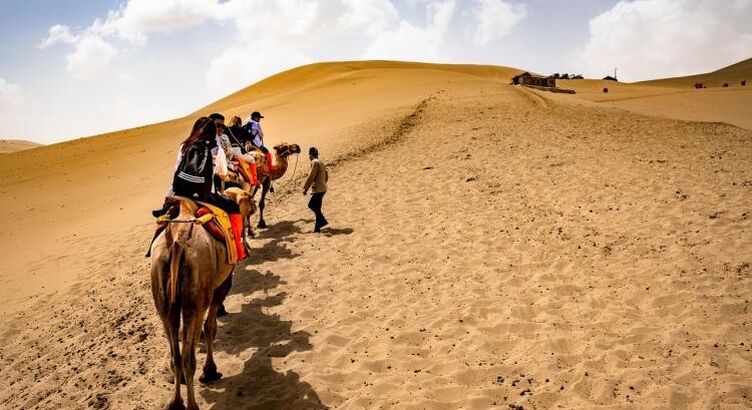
left=0, top=139, right=42, bottom=153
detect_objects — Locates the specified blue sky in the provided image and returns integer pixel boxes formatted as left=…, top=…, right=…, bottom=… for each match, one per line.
left=0, top=0, right=750, bottom=144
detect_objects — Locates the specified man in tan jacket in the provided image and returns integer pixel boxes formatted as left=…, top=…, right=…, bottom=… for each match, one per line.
left=303, top=146, right=329, bottom=233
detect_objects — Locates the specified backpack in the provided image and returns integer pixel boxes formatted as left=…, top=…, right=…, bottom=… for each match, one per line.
left=176, top=142, right=212, bottom=184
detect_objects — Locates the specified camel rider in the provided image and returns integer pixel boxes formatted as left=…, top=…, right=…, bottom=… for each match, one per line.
left=226, top=116, right=260, bottom=186
left=158, top=116, right=248, bottom=260
left=227, top=116, right=253, bottom=150
left=209, top=113, right=234, bottom=161
left=246, top=111, right=274, bottom=173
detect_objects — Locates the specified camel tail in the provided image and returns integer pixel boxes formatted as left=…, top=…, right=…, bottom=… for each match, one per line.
left=165, top=224, right=186, bottom=304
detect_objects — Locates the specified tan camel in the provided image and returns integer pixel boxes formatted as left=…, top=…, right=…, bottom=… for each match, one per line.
left=246, top=143, right=301, bottom=228
left=224, top=186, right=256, bottom=242
left=150, top=192, right=254, bottom=410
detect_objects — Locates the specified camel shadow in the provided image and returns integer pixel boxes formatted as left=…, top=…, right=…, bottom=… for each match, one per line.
left=241, top=219, right=305, bottom=265
left=200, top=220, right=328, bottom=409
left=201, top=285, right=325, bottom=409
left=320, top=227, right=353, bottom=237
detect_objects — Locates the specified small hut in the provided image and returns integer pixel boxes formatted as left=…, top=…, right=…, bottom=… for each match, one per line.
left=511, top=72, right=556, bottom=88
left=602, top=76, right=618, bottom=82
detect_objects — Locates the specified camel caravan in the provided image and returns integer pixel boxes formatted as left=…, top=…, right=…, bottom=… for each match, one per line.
left=147, top=111, right=299, bottom=410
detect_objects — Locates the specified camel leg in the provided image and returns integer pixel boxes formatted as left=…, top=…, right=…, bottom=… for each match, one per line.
left=181, top=309, right=204, bottom=410
left=257, top=180, right=269, bottom=229
left=200, top=274, right=232, bottom=383
left=243, top=212, right=254, bottom=244
left=165, top=309, right=185, bottom=410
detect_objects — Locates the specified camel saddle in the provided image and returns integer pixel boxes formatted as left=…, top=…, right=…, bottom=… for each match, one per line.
left=145, top=197, right=238, bottom=264
left=231, top=158, right=257, bottom=186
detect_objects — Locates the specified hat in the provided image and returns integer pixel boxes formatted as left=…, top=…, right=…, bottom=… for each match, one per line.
left=251, top=111, right=264, bottom=119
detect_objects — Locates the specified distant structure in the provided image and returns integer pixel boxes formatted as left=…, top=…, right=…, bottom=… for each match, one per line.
left=602, top=76, right=618, bottom=82
left=511, top=72, right=556, bottom=87
left=742, top=80, right=746, bottom=86
left=510, top=72, right=575, bottom=94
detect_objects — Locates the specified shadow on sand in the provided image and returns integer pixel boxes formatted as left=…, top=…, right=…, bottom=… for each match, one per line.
left=199, top=219, right=328, bottom=409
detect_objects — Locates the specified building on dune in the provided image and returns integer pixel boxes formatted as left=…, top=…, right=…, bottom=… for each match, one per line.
left=602, top=76, right=618, bottom=81
left=511, top=72, right=556, bottom=87
left=510, top=71, right=576, bottom=94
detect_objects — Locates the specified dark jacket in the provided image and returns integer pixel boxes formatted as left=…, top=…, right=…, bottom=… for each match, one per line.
left=228, top=125, right=253, bottom=152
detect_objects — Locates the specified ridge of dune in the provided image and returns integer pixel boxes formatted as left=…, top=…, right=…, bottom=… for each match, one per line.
left=637, top=56, right=752, bottom=88
left=1, top=60, right=750, bottom=409
left=0, top=139, right=42, bottom=153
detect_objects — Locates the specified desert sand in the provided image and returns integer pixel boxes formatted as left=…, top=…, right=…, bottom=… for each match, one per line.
left=0, top=60, right=750, bottom=409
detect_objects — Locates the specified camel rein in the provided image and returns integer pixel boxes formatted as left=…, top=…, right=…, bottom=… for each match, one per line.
left=274, top=153, right=299, bottom=192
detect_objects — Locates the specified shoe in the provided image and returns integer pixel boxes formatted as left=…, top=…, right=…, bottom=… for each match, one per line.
left=152, top=204, right=170, bottom=218
left=320, top=219, right=329, bottom=228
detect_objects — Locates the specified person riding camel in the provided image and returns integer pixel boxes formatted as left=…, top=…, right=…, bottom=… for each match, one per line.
left=226, top=116, right=260, bottom=186
left=246, top=111, right=275, bottom=173
left=155, top=116, right=248, bottom=260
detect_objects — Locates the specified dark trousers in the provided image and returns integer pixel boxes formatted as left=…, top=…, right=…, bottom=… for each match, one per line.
left=308, top=192, right=327, bottom=230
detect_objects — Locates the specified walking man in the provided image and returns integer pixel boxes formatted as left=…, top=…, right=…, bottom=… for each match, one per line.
left=303, top=146, right=328, bottom=233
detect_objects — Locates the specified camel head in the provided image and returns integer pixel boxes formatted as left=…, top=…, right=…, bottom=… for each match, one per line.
left=274, top=143, right=301, bottom=157
left=223, top=187, right=257, bottom=218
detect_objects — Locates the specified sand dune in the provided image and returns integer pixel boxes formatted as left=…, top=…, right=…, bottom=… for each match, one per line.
left=0, top=139, right=42, bottom=153
left=1, top=61, right=750, bottom=409
left=639, top=57, right=752, bottom=88
left=558, top=58, right=752, bottom=129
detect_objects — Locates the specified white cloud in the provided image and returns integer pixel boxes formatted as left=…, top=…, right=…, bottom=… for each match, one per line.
left=66, top=35, right=118, bottom=80
left=338, top=0, right=399, bottom=36
left=365, top=0, right=456, bottom=61
left=219, top=0, right=321, bottom=42
left=0, top=78, right=24, bottom=109
left=470, top=0, right=526, bottom=47
left=575, top=0, right=752, bottom=81
left=40, top=0, right=224, bottom=79
left=41, top=24, right=119, bottom=80
left=206, top=40, right=313, bottom=94
left=96, top=0, right=223, bottom=45
left=39, top=25, right=78, bottom=48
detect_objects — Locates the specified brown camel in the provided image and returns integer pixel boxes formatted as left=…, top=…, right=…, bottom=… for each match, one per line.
left=150, top=194, right=251, bottom=410
left=247, top=143, right=301, bottom=228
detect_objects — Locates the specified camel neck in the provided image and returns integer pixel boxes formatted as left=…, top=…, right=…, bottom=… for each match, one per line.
left=270, top=153, right=290, bottom=180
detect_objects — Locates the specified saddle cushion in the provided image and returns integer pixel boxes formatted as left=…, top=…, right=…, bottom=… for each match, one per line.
left=195, top=202, right=238, bottom=264
left=145, top=204, right=238, bottom=264
left=195, top=207, right=226, bottom=243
